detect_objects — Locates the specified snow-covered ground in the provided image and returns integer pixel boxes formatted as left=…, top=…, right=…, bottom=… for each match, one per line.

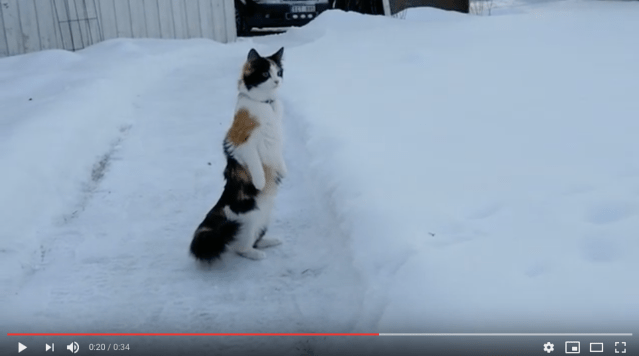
left=2, top=0, right=638, bottom=354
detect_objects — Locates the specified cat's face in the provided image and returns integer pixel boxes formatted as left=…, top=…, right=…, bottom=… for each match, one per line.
left=241, top=47, right=284, bottom=92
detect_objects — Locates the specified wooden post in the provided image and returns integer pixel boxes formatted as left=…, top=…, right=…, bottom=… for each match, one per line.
left=382, top=0, right=392, bottom=16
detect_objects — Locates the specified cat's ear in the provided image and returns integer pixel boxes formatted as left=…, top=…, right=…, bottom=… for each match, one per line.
left=269, top=47, right=284, bottom=64
left=247, top=48, right=260, bottom=61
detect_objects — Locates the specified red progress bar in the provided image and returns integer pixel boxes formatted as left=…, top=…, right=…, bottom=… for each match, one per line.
left=8, top=333, right=379, bottom=337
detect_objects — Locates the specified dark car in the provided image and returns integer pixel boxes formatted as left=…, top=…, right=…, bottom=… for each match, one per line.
left=235, top=0, right=331, bottom=35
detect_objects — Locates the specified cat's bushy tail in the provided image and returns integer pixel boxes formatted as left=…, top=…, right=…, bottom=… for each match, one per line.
left=190, top=211, right=239, bottom=261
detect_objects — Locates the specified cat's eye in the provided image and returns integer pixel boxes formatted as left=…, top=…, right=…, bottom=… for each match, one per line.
left=277, top=70, right=283, bottom=77
left=262, top=72, right=269, bottom=78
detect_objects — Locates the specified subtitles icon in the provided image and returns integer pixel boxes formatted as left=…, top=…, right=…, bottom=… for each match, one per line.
left=565, top=341, right=580, bottom=354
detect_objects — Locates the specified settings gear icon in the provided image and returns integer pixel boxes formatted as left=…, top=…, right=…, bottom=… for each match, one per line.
left=543, top=342, right=555, bottom=353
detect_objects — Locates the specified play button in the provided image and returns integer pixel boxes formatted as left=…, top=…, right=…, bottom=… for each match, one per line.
left=18, top=342, right=27, bottom=353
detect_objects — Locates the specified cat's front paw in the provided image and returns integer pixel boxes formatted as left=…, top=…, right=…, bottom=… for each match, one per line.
left=278, top=161, right=288, bottom=178
left=253, top=175, right=266, bottom=190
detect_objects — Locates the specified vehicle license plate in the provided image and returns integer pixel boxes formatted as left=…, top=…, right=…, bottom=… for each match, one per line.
left=291, top=5, right=316, bottom=13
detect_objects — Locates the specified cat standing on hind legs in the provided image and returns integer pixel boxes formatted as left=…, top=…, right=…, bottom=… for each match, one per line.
left=190, top=47, right=287, bottom=262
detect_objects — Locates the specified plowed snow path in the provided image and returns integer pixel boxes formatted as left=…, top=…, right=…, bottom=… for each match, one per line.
left=3, top=45, right=366, bottom=355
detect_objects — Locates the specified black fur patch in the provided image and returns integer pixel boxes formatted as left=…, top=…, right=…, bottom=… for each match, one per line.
left=223, top=139, right=233, bottom=156
left=269, top=47, right=284, bottom=67
left=189, top=155, right=260, bottom=262
left=223, top=158, right=258, bottom=214
left=243, top=57, right=274, bottom=91
left=190, top=209, right=239, bottom=261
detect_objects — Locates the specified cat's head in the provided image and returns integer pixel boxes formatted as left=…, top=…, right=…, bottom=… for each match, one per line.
left=239, top=47, right=284, bottom=96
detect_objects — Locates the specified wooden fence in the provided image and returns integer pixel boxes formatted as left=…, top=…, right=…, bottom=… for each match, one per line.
left=0, top=0, right=236, bottom=57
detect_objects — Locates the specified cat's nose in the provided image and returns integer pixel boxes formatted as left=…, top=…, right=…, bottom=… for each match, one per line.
left=274, top=80, right=280, bottom=85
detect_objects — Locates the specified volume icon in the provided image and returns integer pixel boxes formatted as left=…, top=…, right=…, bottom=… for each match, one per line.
left=67, top=342, right=79, bottom=353
left=46, top=343, right=55, bottom=352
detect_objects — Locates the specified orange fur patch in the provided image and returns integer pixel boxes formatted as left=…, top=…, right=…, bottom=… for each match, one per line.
left=229, top=162, right=251, bottom=183
left=233, top=164, right=254, bottom=201
left=242, top=62, right=252, bottom=76
left=226, top=109, right=259, bottom=146
left=239, top=62, right=253, bottom=88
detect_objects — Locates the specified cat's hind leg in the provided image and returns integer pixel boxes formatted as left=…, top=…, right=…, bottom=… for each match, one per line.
left=224, top=207, right=266, bottom=260
left=252, top=189, right=282, bottom=249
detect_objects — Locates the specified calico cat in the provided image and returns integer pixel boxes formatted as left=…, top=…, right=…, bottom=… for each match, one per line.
left=190, top=47, right=286, bottom=261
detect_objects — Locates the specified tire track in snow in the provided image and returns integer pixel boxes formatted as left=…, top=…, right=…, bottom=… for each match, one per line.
left=60, top=124, right=132, bottom=224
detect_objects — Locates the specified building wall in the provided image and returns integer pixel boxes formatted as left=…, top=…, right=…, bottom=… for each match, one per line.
left=0, top=0, right=236, bottom=58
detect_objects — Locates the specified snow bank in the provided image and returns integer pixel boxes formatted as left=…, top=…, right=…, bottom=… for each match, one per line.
left=282, top=2, right=639, bottom=332
left=404, top=6, right=470, bottom=21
